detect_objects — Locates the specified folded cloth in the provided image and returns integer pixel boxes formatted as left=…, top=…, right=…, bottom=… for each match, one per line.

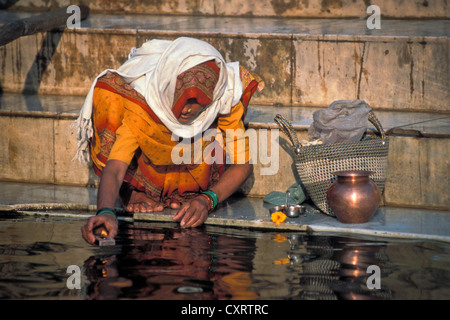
left=308, top=100, right=372, bottom=144
left=263, top=183, right=307, bottom=206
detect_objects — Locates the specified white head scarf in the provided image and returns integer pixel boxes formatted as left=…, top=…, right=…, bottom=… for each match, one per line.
left=72, top=37, right=243, bottom=163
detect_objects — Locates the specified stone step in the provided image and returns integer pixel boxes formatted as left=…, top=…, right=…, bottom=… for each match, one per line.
left=1, top=12, right=449, bottom=113
left=1, top=181, right=449, bottom=241
left=4, top=0, right=449, bottom=19
left=1, top=93, right=448, bottom=210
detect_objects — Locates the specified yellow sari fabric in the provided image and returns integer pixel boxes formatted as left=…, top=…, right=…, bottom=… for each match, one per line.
left=90, top=67, right=262, bottom=206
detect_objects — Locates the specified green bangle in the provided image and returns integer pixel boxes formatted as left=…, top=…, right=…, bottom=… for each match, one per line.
left=96, top=207, right=117, bottom=219
left=202, top=192, right=216, bottom=211
left=202, top=190, right=218, bottom=210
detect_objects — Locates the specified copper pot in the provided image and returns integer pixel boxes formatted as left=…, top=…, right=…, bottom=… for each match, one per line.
left=327, top=170, right=381, bottom=223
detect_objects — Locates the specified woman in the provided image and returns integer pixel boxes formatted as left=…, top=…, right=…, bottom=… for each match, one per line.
left=76, top=37, right=263, bottom=244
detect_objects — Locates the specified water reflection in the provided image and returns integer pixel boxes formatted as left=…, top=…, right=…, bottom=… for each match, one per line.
left=249, top=233, right=394, bottom=300
left=1, top=215, right=449, bottom=300
left=83, top=223, right=258, bottom=300
left=83, top=222, right=396, bottom=300
left=293, top=235, right=393, bottom=300
left=80, top=221, right=450, bottom=300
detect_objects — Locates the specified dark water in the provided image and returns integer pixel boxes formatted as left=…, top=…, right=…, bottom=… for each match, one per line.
left=0, top=213, right=449, bottom=300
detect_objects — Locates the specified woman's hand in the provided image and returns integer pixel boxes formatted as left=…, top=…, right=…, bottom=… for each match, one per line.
left=172, top=195, right=210, bottom=228
left=80, top=159, right=125, bottom=245
left=172, top=163, right=253, bottom=228
left=81, top=213, right=119, bottom=245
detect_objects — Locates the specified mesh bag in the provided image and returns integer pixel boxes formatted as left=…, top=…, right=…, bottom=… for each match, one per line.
left=274, top=111, right=389, bottom=216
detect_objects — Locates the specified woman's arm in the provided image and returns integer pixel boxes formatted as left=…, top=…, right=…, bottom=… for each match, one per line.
left=173, top=162, right=253, bottom=227
left=97, top=160, right=129, bottom=209
left=210, top=163, right=253, bottom=204
left=81, top=160, right=128, bottom=244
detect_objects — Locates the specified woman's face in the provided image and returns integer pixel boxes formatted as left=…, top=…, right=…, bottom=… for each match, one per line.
left=177, top=98, right=204, bottom=124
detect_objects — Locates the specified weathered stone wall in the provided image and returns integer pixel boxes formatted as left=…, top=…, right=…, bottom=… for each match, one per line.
left=1, top=113, right=447, bottom=210
left=1, top=28, right=448, bottom=112
left=5, top=0, right=449, bottom=18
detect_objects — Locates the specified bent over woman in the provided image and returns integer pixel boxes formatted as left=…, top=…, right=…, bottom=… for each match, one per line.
left=75, top=37, right=264, bottom=244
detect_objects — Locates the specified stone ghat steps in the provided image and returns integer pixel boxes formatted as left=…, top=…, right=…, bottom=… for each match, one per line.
left=1, top=181, right=449, bottom=242
left=0, top=12, right=449, bottom=113
left=0, top=92, right=448, bottom=211
left=4, top=0, right=450, bottom=19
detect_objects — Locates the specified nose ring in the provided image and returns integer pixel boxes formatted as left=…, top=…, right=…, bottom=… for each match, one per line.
left=186, top=107, right=192, bottom=114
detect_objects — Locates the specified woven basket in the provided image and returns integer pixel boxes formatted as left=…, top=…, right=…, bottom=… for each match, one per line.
left=274, top=111, right=389, bottom=216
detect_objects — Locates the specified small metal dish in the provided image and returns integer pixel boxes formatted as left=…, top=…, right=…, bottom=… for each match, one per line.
left=269, top=205, right=286, bottom=214
left=285, top=205, right=305, bottom=218
left=269, top=205, right=305, bottom=218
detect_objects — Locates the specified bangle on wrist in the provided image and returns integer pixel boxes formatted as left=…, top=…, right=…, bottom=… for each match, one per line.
left=96, top=207, right=117, bottom=219
left=199, top=194, right=213, bottom=212
left=201, top=190, right=218, bottom=211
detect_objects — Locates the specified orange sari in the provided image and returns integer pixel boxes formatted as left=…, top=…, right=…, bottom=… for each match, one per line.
left=89, top=66, right=262, bottom=207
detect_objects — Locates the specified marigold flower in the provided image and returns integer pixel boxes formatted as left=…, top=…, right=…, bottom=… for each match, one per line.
left=274, top=258, right=290, bottom=265
left=271, top=211, right=286, bottom=225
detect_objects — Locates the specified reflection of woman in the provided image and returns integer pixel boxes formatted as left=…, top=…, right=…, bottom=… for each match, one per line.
left=83, top=224, right=258, bottom=300
left=77, top=37, right=263, bottom=244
